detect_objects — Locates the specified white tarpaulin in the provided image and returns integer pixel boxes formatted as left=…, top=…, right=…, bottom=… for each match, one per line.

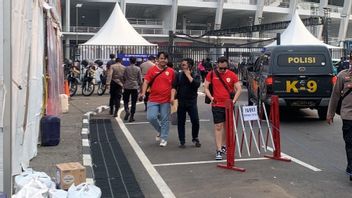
left=0, top=0, right=46, bottom=180
left=266, top=12, right=340, bottom=49
left=82, top=2, right=156, bottom=46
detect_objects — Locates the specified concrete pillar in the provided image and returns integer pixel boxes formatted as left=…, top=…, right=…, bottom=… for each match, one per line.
left=65, top=0, right=70, bottom=32
left=182, top=15, right=187, bottom=33
left=287, top=0, right=298, bottom=20
left=338, top=0, right=352, bottom=43
left=214, top=0, right=224, bottom=30
left=253, top=0, right=264, bottom=39
left=65, top=39, right=70, bottom=59
left=120, top=0, right=126, bottom=15
left=170, top=0, right=178, bottom=32
left=316, top=0, right=328, bottom=40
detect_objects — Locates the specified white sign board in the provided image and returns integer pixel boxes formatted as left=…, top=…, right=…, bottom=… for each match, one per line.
left=242, top=106, right=259, bottom=121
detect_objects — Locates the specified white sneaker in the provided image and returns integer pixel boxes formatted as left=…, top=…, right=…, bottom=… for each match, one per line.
left=159, top=139, right=167, bottom=147
left=155, top=133, right=161, bottom=142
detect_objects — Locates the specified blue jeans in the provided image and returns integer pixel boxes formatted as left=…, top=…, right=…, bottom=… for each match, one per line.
left=147, top=102, right=170, bottom=140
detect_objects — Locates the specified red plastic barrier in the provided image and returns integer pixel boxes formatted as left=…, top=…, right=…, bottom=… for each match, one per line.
left=217, top=99, right=246, bottom=172
left=264, top=95, right=291, bottom=162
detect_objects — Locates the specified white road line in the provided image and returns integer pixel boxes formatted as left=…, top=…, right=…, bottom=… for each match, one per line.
left=115, top=108, right=176, bottom=198
left=266, top=147, right=322, bottom=172
left=153, top=157, right=268, bottom=167
left=125, top=119, right=211, bottom=125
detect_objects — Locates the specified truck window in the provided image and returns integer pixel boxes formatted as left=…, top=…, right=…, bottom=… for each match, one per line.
left=277, top=54, right=326, bottom=67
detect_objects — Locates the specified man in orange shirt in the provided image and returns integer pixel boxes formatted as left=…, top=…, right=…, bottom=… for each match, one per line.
left=139, top=52, right=175, bottom=147
left=204, top=56, right=242, bottom=160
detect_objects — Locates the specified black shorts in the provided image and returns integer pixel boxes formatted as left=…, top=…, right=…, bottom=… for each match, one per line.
left=212, top=106, right=226, bottom=124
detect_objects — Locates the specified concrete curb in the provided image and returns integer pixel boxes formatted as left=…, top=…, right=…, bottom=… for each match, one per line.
left=81, top=105, right=110, bottom=184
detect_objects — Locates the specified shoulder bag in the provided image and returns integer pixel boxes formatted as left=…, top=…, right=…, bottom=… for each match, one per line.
left=214, top=70, right=236, bottom=100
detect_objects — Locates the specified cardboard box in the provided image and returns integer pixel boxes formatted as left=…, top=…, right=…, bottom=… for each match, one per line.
left=56, top=162, right=86, bottom=190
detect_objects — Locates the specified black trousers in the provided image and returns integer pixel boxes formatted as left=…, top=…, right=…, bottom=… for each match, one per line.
left=109, top=81, right=123, bottom=113
left=123, top=89, right=138, bottom=115
left=343, top=119, right=352, bottom=174
left=177, top=99, right=200, bottom=144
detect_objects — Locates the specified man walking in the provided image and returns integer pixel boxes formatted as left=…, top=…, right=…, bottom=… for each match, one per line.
left=107, top=58, right=125, bottom=117
left=171, top=58, right=201, bottom=148
left=204, top=56, right=242, bottom=160
left=327, top=60, right=352, bottom=181
left=140, top=55, right=156, bottom=111
left=139, top=52, right=175, bottom=147
left=123, top=56, right=142, bottom=122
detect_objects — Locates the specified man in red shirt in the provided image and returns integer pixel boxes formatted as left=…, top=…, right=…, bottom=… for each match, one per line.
left=139, top=52, right=175, bottom=147
left=204, top=56, right=242, bottom=160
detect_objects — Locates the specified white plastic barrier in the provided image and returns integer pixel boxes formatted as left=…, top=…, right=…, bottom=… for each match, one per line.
left=60, top=94, right=69, bottom=113
left=67, top=183, right=101, bottom=198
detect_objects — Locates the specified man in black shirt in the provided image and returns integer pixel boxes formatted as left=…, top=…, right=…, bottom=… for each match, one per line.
left=171, top=58, right=201, bottom=148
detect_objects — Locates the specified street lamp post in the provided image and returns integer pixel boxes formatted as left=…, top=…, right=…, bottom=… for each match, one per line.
left=75, top=3, right=82, bottom=59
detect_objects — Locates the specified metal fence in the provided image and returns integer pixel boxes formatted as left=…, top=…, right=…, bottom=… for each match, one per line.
left=159, top=45, right=262, bottom=68
left=78, top=45, right=158, bottom=61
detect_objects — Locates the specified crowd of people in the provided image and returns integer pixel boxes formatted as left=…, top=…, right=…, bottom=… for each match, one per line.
left=64, top=51, right=352, bottom=178
left=66, top=52, right=242, bottom=160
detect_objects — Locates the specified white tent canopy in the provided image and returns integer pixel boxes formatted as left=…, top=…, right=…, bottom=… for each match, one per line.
left=82, top=2, right=156, bottom=46
left=266, top=12, right=340, bottom=49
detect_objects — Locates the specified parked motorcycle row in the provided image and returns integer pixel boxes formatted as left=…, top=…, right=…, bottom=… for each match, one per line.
left=66, top=63, right=107, bottom=97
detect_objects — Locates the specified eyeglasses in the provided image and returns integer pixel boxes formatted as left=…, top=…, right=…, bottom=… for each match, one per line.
left=218, top=67, right=227, bottom=71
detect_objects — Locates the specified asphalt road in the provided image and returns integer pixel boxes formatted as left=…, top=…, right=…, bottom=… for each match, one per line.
left=108, top=88, right=352, bottom=198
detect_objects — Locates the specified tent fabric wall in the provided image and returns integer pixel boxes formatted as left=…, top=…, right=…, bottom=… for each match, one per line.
left=11, top=0, right=33, bottom=175
left=21, top=0, right=45, bottom=169
left=46, top=4, right=63, bottom=116
left=0, top=0, right=60, bottom=175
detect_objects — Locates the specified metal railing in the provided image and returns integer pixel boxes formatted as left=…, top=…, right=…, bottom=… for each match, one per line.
left=127, top=18, right=163, bottom=26
left=134, top=28, right=164, bottom=34
left=175, top=29, right=207, bottom=35
left=69, top=26, right=100, bottom=33
left=298, top=1, right=343, bottom=14
left=225, top=0, right=257, bottom=5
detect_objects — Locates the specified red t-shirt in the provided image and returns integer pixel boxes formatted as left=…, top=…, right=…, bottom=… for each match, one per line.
left=205, top=70, right=239, bottom=107
left=145, top=66, right=175, bottom=103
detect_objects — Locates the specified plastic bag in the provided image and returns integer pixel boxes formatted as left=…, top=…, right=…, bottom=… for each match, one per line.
left=15, top=169, right=53, bottom=193
left=13, top=178, right=49, bottom=198
left=48, top=189, right=68, bottom=198
left=67, top=183, right=101, bottom=198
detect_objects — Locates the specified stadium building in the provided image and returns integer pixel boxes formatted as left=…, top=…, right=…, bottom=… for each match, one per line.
left=62, top=0, right=352, bottom=59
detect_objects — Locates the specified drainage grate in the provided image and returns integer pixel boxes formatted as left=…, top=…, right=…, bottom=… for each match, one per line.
left=90, top=119, right=144, bottom=198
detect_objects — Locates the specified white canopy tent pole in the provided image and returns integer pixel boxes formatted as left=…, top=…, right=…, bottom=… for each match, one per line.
left=2, top=0, right=12, bottom=195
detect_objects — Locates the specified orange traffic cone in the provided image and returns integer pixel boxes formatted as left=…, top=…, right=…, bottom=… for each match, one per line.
left=64, top=80, right=70, bottom=97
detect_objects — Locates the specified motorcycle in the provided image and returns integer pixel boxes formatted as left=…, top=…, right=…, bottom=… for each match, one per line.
left=81, top=67, right=95, bottom=96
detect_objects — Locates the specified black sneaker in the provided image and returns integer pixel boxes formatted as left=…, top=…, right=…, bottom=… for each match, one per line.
left=221, top=145, right=226, bottom=155
left=179, top=144, right=186, bottom=149
left=124, top=111, right=130, bottom=121
left=192, top=138, right=201, bottom=147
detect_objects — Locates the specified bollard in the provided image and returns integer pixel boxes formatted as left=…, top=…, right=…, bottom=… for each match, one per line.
left=264, top=95, right=291, bottom=162
left=64, top=80, right=70, bottom=97
left=217, top=99, right=245, bottom=172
